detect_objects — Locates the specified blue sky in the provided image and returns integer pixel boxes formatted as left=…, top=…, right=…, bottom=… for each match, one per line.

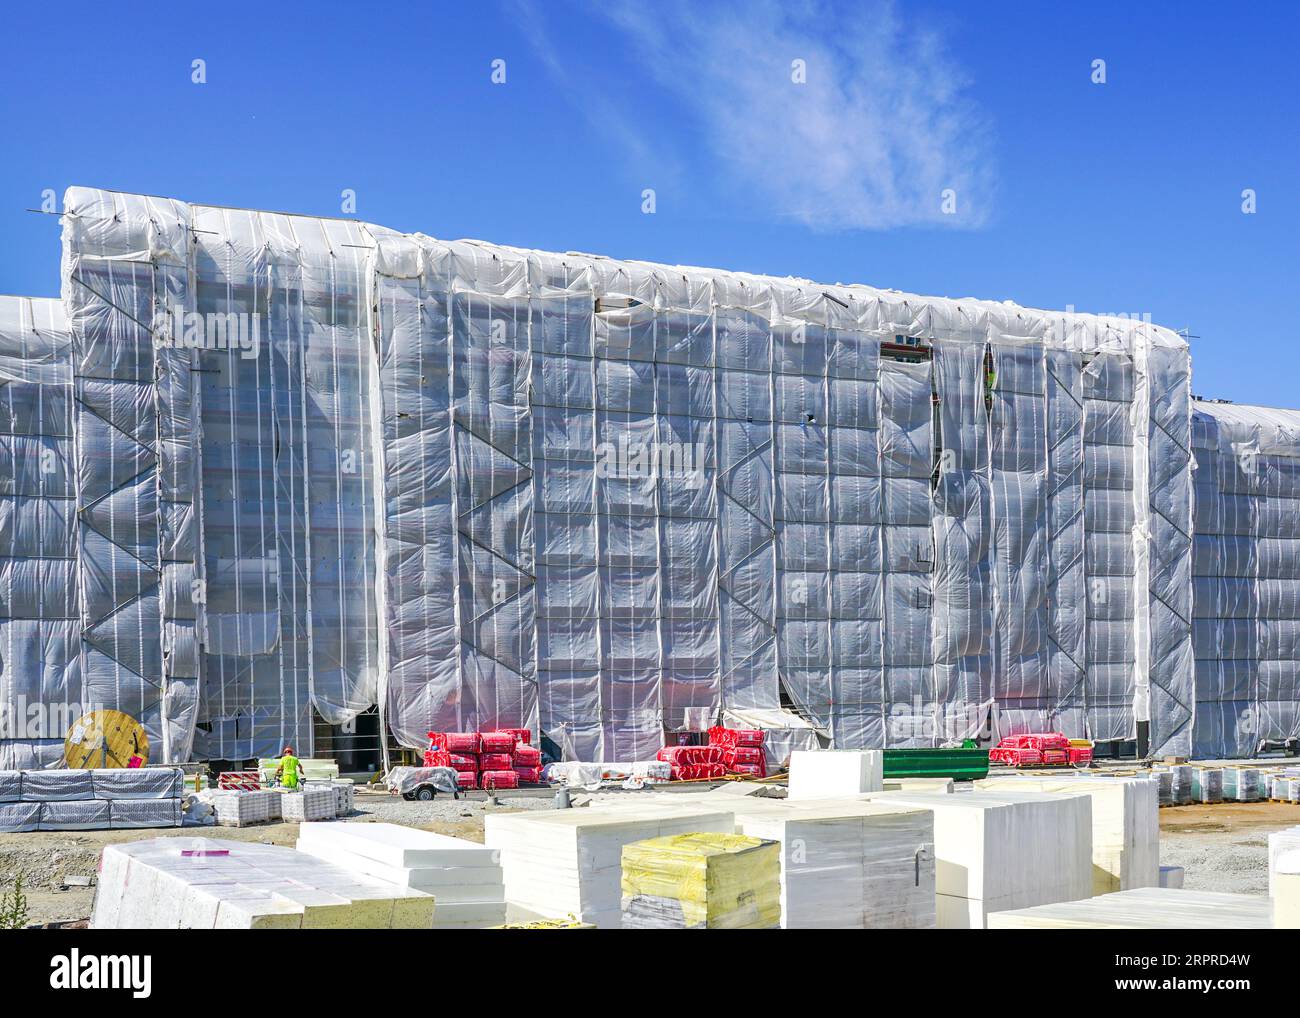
left=0, top=0, right=1295, bottom=403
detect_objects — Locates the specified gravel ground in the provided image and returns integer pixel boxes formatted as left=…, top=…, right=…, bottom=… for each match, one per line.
left=2, top=788, right=555, bottom=926
left=1158, top=801, right=1298, bottom=895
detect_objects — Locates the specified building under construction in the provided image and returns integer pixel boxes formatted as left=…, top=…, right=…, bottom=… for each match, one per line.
left=12, top=183, right=1293, bottom=770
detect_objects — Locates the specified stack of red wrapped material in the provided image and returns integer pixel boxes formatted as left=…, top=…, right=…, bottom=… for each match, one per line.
left=656, top=744, right=726, bottom=781
left=425, top=729, right=544, bottom=788
left=707, top=726, right=768, bottom=778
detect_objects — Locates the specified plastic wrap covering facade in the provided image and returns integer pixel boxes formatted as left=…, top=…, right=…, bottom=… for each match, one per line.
left=22, top=186, right=1194, bottom=761
left=60, top=188, right=379, bottom=762
left=1192, top=402, right=1300, bottom=757
left=368, top=232, right=1194, bottom=759
left=0, top=297, right=77, bottom=768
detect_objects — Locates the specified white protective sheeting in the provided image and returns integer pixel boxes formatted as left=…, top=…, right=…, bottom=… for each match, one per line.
left=0, top=296, right=78, bottom=770
left=61, top=189, right=380, bottom=762
left=1191, top=400, right=1300, bottom=757
left=36, top=186, right=1196, bottom=762
left=874, top=789, right=1092, bottom=928
left=989, top=887, right=1273, bottom=929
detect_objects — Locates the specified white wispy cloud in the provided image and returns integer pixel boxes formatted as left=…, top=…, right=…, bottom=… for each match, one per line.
left=525, top=0, right=995, bottom=230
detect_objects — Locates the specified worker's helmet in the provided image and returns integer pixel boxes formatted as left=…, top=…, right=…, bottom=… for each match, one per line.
left=283, top=745, right=294, bottom=756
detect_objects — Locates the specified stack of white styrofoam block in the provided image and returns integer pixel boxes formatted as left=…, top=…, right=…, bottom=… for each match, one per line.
left=734, top=798, right=936, bottom=928
left=1268, top=826, right=1300, bottom=896
left=297, top=822, right=505, bottom=928
left=485, top=805, right=735, bottom=928
left=1273, top=850, right=1300, bottom=927
left=787, top=751, right=883, bottom=800
left=871, top=789, right=1092, bottom=928
left=0, top=768, right=185, bottom=832
left=281, top=787, right=337, bottom=822
left=988, top=888, right=1273, bottom=929
left=882, top=777, right=954, bottom=794
left=92, top=837, right=435, bottom=929
left=978, top=775, right=1159, bottom=893
left=202, top=789, right=280, bottom=827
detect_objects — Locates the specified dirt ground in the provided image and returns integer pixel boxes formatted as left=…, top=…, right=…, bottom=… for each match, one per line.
left=1, top=789, right=541, bottom=926
left=1159, top=800, right=1300, bottom=896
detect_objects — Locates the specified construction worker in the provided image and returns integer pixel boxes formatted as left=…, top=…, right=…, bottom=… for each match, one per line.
left=274, top=745, right=303, bottom=790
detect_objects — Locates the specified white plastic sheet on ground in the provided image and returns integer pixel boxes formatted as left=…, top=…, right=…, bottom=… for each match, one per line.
left=18, top=186, right=1200, bottom=761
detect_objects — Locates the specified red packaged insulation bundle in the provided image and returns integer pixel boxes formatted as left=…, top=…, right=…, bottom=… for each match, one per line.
left=479, top=752, right=514, bottom=771
left=455, top=771, right=477, bottom=789
left=513, top=744, right=542, bottom=767
left=443, top=732, right=482, bottom=754
left=656, top=745, right=722, bottom=767
left=480, top=731, right=518, bottom=754
left=480, top=770, right=519, bottom=790
left=422, top=749, right=452, bottom=768
left=514, top=765, right=543, bottom=784
left=497, top=728, right=531, bottom=746
left=448, top=754, right=478, bottom=773
left=671, top=762, right=728, bottom=781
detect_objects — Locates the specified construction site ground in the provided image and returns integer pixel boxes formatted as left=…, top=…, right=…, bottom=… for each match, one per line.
left=6, top=782, right=1299, bottom=926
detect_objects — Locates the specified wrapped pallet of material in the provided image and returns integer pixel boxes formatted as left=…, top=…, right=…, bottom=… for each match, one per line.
left=92, top=838, right=435, bottom=929
left=872, top=790, right=1092, bottom=928
left=91, top=768, right=185, bottom=799
left=978, top=775, right=1158, bottom=893
left=735, top=800, right=935, bottom=928
left=988, top=887, right=1273, bottom=929
left=202, top=790, right=279, bottom=827
left=297, top=822, right=506, bottom=928
left=20, top=770, right=92, bottom=801
left=485, top=806, right=734, bottom=928
left=1223, top=767, right=1262, bottom=802
left=110, top=799, right=183, bottom=830
left=0, top=771, right=22, bottom=801
left=1169, top=765, right=1193, bottom=804
left=1191, top=767, right=1223, bottom=804
left=494, top=916, right=596, bottom=929
left=787, top=751, right=883, bottom=800
left=620, top=833, right=781, bottom=929
left=39, top=800, right=111, bottom=831
left=0, top=802, right=41, bottom=832
left=1152, top=769, right=1173, bottom=806
left=281, top=787, right=337, bottom=822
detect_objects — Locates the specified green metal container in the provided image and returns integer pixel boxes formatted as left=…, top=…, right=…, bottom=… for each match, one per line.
left=882, top=745, right=989, bottom=782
